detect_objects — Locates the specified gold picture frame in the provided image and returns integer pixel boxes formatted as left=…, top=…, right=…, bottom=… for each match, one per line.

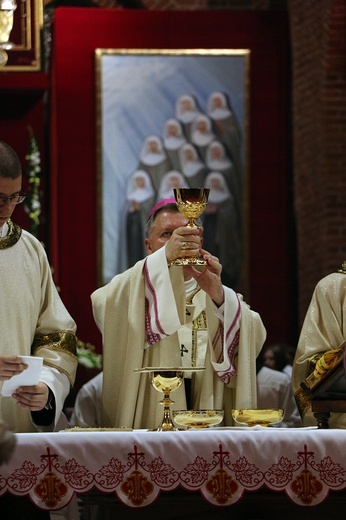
left=0, top=0, right=43, bottom=71
left=95, top=48, right=250, bottom=293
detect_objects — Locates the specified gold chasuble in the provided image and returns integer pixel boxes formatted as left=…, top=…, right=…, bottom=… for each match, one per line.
left=293, top=263, right=346, bottom=428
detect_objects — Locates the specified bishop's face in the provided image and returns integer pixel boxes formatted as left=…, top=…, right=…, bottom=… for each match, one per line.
left=145, top=210, right=187, bottom=254
left=0, top=175, right=22, bottom=227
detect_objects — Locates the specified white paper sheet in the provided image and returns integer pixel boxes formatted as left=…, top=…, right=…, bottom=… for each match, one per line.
left=1, top=356, right=43, bottom=397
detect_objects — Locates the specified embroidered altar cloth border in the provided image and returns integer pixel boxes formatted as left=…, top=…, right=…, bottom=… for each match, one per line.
left=1, top=428, right=346, bottom=511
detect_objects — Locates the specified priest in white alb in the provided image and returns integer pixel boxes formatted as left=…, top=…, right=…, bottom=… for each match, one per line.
left=0, top=140, right=78, bottom=436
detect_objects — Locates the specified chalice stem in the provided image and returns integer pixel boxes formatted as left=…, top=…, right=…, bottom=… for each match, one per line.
left=158, top=393, right=176, bottom=431
left=187, top=219, right=197, bottom=228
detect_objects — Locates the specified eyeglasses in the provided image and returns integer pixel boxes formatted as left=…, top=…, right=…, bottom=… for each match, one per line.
left=0, top=191, right=27, bottom=208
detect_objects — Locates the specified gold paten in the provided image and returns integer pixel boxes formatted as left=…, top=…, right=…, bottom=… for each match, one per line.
left=232, top=408, right=284, bottom=427
left=61, top=426, right=133, bottom=432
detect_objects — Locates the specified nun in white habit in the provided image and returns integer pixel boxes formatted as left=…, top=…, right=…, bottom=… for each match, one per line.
left=162, top=118, right=187, bottom=170
left=178, top=142, right=208, bottom=188
left=205, top=139, right=241, bottom=213
left=175, top=94, right=201, bottom=140
left=138, top=135, right=170, bottom=193
left=206, top=91, right=243, bottom=174
left=125, top=169, right=155, bottom=267
left=190, top=113, right=216, bottom=161
left=157, top=170, right=188, bottom=202
left=202, top=171, right=241, bottom=290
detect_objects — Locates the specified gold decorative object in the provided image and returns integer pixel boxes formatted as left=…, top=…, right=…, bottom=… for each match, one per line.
left=0, top=0, right=16, bottom=50
left=170, top=187, right=209, bottom=266
left=0, top=0, right=43, bottom=71
left=173, top=409, right=224, bottom=429
left=232, top=408, right=284, bottom=427
left=61, top=427, right=133, bottom=432
left=135, top=366, right=205, bottom=431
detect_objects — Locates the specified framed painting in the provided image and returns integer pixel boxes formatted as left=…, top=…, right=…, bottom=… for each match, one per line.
left=95, top=48, right=250, bottom=292
left=0, top=0, right=42, bottom=71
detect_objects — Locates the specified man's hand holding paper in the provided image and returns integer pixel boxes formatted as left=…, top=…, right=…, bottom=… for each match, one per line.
left=0, top=355, right=28, bottom=380
left=1, top=356, right=45, bottom=408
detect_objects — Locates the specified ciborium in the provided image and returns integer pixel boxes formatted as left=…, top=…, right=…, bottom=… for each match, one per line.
left=0, top=0, right=16, bottom=50
left=170, top=187, right=209, bottom=266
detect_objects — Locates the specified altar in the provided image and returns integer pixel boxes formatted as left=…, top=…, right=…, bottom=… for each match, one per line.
left=1, top=428, right=346, bottom=519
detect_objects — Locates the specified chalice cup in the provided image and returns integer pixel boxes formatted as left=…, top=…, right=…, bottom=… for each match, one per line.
left=170, top=187, right=210, bottom=266
left=149, top=369, right=184, bottom=431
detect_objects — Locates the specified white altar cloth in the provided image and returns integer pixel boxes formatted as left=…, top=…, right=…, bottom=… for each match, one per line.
left=1, top=427, right=346, bottom=511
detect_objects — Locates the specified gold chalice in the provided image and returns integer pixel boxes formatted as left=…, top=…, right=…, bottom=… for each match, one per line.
left=232, top=408, right=284, bottom=427
left=173, top=409, right=224, bottom=429
left=134, top=367, right=183, bottom=431
left=135, top=366, right=205, bottom=431
left=170, top=187, right=209, bottom=266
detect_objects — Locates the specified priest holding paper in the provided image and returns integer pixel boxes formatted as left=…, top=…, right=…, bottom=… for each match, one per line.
left=92, top=198, right=266, bottom=429
left=0, top=140, right=78, bottom=435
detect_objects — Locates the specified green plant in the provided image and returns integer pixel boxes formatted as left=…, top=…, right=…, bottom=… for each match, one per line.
left=76, top=340, right=102, bottom=369
left=24, top=127, right=42, bottom=238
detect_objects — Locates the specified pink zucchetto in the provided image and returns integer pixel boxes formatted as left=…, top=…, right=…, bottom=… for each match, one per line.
left=148, top=197, right=177, bottom=218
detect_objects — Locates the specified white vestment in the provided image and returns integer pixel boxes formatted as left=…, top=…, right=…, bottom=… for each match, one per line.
left=257, top=366, right=302, bottom=428
left=70, top=372, right=103, bottom=428
left=91, top=246, right=266, bottom=429
left=0, top=221, right=77, bottom=433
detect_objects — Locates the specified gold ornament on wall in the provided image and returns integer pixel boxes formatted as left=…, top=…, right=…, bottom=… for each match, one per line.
left=0, top=0, right=42, bottom=71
